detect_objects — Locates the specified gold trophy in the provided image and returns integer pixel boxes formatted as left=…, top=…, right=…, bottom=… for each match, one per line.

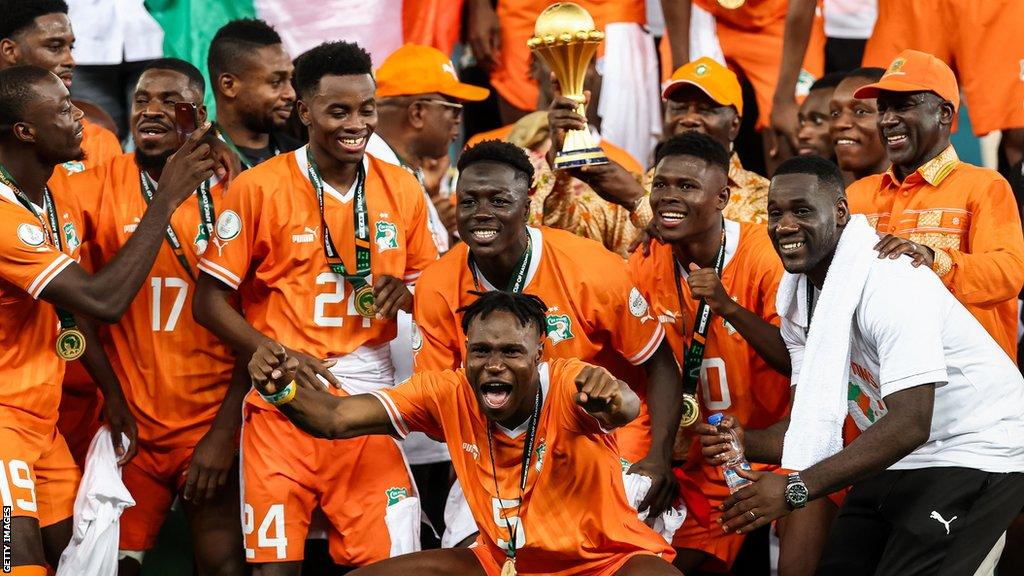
left=527, top=2, right=608, bottom=170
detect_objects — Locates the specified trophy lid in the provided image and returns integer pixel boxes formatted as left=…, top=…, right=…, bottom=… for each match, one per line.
left=533, top=2, right=596, bottom=37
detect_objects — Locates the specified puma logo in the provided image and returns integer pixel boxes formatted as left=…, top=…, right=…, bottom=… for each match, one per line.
left=930, top=510, right=957, bottom=535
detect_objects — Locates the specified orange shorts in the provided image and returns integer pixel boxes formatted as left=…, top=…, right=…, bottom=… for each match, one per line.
left=0, top=426, right=79, bottom=528
left=471, top=543, right=657, bottom=576
left=716, top=14, right=826, bottom=129
left=55, top=362, right=102, bottom=468
left=118, top=443, right=195, bottom=551
left=240, top=406, right=415, bottom=565
left=863, top=0, right=1024, bottom=135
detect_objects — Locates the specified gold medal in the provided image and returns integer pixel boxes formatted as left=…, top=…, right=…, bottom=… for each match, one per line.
left=353, top=284, right=376, bottom=318
left=56, top=328, right=86, bottom=361
left=717, top=0, right=745, bottom=8
left=678, top=394, right=701, bottom=428
left=500, top=558, right=516, bottom=576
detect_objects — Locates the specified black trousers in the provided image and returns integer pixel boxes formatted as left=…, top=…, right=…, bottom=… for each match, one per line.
left=816, top=467, right=1024, bottom=575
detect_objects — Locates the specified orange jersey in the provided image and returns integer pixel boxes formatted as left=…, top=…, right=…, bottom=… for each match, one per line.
left=0, top=180, right=86, bottom=438
left=466, top=124, right=643, bottom=174
left=198, top=147, right=438, bottom=409
left=49, top=119, right=121, bottom=181
left=628, top=222, right=790, bottom=497
left=374, top=358, right=674, bottom=575
left=64, top=154, right=234, bottom=448
left=846, top=147, right=1024, bottom=360
left=412, top=226, right=665, bottom=380
left=693, top=0, right=787, bottom=31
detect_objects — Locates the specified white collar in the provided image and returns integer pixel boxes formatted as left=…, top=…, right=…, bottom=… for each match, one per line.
left=0, top=180, right=43, bottom=212
left=472, top=226, right=543, bottom=292
left=365, top=133, right=401, bottom=166
left=294, top=145, right=370, bottom=203
left=677, top=218, right=740, bottom=278
left=495, top=362, right=551, bottom=439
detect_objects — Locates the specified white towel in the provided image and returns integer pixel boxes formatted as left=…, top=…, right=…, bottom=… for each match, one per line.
left=780, top=215, right=879, bottom=470
left=622, top=472, right=687, bottom=543
left=57, top=428, right=135, bottom=576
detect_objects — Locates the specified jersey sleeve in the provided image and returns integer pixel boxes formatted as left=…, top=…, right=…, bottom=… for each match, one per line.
left=0, top=211, right=76, bottom=299
left=411, top=272, right=462, bottom=371
left=401, top=179, right=439, bottom=285
left=587, top=248, right=665, bottom=365
left=371, top=372, right=448, bottom=439
left=197, top=174, right=263, bottom=290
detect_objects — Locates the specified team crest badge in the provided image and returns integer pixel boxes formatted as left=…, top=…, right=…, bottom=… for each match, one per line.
left=62, top=222, right=80, bottom=253
left=545, top=314, right=574, bottom=345
left=694, top=63, right=708, bottom=76
left=534, top=439, right=546, bottom=473
left=889, top=57, right=906, bottom=74
left=374, top=220, right=399, bottom=252
left=194, top=223, right=209, bottom=255
left=61, top=160, right=85, bottom=175
left=385, top=487, right=409, bottom=506
left=17, top=223, right=45, bottom=247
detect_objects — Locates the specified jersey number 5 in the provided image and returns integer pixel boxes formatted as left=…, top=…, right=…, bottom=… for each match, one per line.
left=493, top=497, right=526, bottom=552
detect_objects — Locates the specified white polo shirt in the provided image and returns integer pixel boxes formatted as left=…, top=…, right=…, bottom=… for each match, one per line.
left=781, top=256, right=1024, bottom=473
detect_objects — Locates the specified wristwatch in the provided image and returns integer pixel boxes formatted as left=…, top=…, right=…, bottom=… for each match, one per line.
left=784, top=472, right=809, bottom=510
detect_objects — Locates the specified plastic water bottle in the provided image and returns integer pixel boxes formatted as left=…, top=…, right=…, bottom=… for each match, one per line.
left=708, top=413, right=751, bottom=493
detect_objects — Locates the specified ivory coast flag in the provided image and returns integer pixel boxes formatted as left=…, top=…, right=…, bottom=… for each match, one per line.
left=147, top=0, right=463, bottom=110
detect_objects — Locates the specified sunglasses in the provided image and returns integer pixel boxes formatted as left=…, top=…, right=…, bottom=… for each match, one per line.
left=417, top=99, right=464, bottom=118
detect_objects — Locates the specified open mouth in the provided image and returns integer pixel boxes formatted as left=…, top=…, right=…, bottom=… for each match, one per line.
left=470, top=229, right=499, bottom=243
left=657, top=210, right=687, bottom=228
left=480, top=382, right=513, bottom=409
left=779, top=240, right=805, bottom=253
left=337, top=135, right=367, bottom=153
left=137, top=123, right=170, bottom=145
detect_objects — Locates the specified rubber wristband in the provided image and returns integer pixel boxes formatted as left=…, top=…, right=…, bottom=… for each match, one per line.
left=261, top=380, right=297, bottom=406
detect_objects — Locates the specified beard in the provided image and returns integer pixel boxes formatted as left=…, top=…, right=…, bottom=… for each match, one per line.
left=134, top=148, right=175, bottom=175
left=240, top=107, right=279, bottom=137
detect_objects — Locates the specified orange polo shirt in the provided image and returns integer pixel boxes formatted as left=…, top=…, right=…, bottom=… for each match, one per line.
left=846, top=146, right=1024, bottom=360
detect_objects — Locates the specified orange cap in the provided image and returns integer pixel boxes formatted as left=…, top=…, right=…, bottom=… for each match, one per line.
left=853, top=49, right=959, bottom=110
left=376, top=44, right=490, bottom=102
left=662, top=57, right=743, bottom=117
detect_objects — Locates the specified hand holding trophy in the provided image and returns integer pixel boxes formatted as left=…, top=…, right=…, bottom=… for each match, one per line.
left=527, top=2, right=608, bottom=170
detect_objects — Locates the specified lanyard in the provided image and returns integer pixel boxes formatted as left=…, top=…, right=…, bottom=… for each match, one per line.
left=673, top=223, right=727, bottom=396
left=306, top=150, right=372, bottom=289
left=805, top=281, right=815, bottom=336
left=469, top=233, right=532, bottom=293
left=486, top=386, right=543, bottom=563
left=0, top=164, right=78, bottom=332
left=215, top=123, right=279, bottom=170
left=139, top=172, right=213, bottom=281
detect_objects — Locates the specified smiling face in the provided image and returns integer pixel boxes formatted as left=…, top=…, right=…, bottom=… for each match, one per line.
left=876, top=90, right=953, bottom=179
left=1, top=13, right=75, bottom=88
left=131, top=68, right=206, bottom=168
left=19, top=73, right=85, bottom=165
left=650, top=153, right=729, bottom=243
left=230, top=44, right=295, bottom=133
left=465, top=309, right=544, bottom=425
left=829, top=76, right=886, bottom=176
left=456, top=161, right=530, bottom=260
left=797, top=87, right=834, bottom=158
left=767, top=173, right=848, bottom=280
left=663, top=85, right=739, bottom=151
left=298, top=73, right=377, bottom=166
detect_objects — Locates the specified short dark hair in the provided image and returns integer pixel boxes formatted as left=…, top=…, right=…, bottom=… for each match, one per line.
left=457, top=140, right=535, bottom=188
left=809, top=72, right=847, bottom=93
left=0, top=0, right=68, bottom=40
left=844, top=67, right=886, bottom=83
left=0, top=65, right=56, bottom=131
left=772, top=155, right=846, bottom=199
left=207, top=19, right=282, bottom=83
left=654, top=132, right=730, bottom=176
left=293, top=41, right=373, bottom=100
left=458, top=290, right=548, bottom=337
left=141, top=58, right=206, bottom=97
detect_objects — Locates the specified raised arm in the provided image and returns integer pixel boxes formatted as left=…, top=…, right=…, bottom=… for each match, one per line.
left=39, top=126, right=216, bottom=322
left=769, top=0, right=818, bottom=157
left=661, top=0, right=692, bottom=71
left=248, top=341, right=394, bottom=439
left=574, top=364, right=640, bottom=430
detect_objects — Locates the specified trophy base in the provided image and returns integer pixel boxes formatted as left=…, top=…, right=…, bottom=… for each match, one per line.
left=553, top=147, right=609, bottom=170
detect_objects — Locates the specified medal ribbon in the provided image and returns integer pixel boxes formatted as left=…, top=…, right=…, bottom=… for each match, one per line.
left=486, top=386, right=543, bottom=563
left=306, top=149, right=371, bottom=291
left=139, top=172, right=213, bottom=281
left=673, top=222, right=727, bottom=397
left=469, top=232, right=532, bottom=293
left=0, top=164, right=78, bottom=332
left=214, top=122, right=279, bottom=171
